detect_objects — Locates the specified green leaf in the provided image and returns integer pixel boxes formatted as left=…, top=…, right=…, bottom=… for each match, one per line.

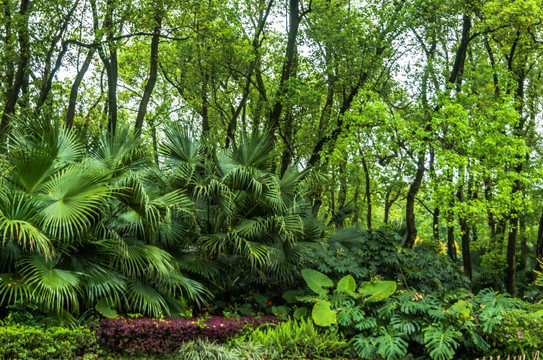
left=301, top=268, right=333, bottom=295
left=359, top=280, right=396, bottom=302
left=293, top=307, right=308, bottom=318
left=373, top=327, right=408, bottom=360
left=95, top=298, right=118, bottom=318
left=423, top=325, right=462, bottom=360
left=337, top=274, right=356, bottom=292
left=283, top=289, right=305, bottom=303
left=312, top=299, right=337, bottom=327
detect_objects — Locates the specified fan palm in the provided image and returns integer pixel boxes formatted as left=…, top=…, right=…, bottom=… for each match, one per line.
left=0, top=119, right=208, bottom=320
left=160, top=129, right=323, bottom=296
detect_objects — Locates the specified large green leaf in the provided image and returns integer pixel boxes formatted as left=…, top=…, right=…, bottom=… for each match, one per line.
left=337, top=275, right=356, bottom=293
left=359, top=280, right=397, bottom=302
left=301, top=268, right=333, bottom=295
left=95, top=298, right=119, bottom=318
left=312, top=299, right=337, bottom=327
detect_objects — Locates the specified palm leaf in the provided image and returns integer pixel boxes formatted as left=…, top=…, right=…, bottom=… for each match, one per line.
left=126, top=279, right=168, bottom=316
left=229, top=132, right=273, bottom=169
left=39, top=164, right=110, bottom=241
left=0, top=273, right=30, bottom=305
left=0, top=192, right=53, bottom=256
left=20, top=255, right=82, bottom=314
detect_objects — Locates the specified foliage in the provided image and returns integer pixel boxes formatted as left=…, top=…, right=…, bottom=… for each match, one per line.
left=0, top=301, right=57, bottom=328
left=0, top=121, right=208, bottom=320
left=96, top=315, right=278, bottom=356
left=0, top=323, right=99, bottom=360
left=246, top=317, right=350, bottom=359
left=161, top=129, right=324, bottom=300
left=178, top=338, right=280, bottom=360
left=315, top=227, right=470, bottom=293
left=486, top=308, right=543, bottom=356
left=287, top=264, right=528, bottom=359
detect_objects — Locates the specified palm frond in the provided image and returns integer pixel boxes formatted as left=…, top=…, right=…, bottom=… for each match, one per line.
left=160, top=126, right=204, bottom=166
left=90, top=126, right=147, bottom=174
left=126, top=279, right=168, bottom=316
left=20, top=255, right=82, bottom=314
left=0, top=191, right=53, bottom=256
left=229, top=132, right=273, bottom=170
left=112, top=239, right=174, bottom=282
left=39, top=164, right=110, bottom=241
left=0, top=273, right=30, bottom=305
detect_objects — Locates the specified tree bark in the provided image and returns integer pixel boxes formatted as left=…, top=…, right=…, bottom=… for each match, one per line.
left=135, top=18, right=162, bottom=137
left=361, top=156, right=372, bottom=230
left=506, top=216, right=518, bottom=296
left=534, top=210, right=543, bottom=278
left=405, top=154, right=425, bottom=248
left=269, top=0, right=301, bottom=140
left=66, top=48, right=95, bottom=128
left=1, top=0, right=30, bottom=139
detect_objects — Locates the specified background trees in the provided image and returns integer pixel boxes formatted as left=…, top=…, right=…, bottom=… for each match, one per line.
left=1, top=0, right=543, bottom=309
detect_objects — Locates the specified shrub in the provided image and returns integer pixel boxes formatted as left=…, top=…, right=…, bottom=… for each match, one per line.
left=176, top=338, right=280, bottom=360
left=96, top=315, right=278, bottom=355
left=316, top=227, right=469, bottom=292
left=486, top=309, right=543, bottom=356
left=247, top=318, right=351, bottom=359
left=0, top=324, right=99, bottom=360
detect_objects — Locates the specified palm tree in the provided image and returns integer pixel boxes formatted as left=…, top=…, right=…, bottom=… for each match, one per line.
left=0, top=119, right=208, bottom=321
left=160, top=128, right=324, bottom=298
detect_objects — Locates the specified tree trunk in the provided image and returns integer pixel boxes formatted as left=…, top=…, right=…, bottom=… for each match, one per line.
left=447, top=224, right=456, bottom=260
left=269, top=0, right=300, bottom=140
left=361, top=156, right=372, bottom=230
left=405, top=154, right=425, bottom=248
left=66, top=48, right=95, bottom=128
left=1, top=0, right=30, bottom=139
left=506, top=216, right=518, bottom=296
left=460, top=217, right=471, bottom=280
left=135, top=18, right=162, bottom=137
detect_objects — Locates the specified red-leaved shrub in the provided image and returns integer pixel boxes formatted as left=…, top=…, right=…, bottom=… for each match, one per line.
left=96, top=315, right=278, bottom=355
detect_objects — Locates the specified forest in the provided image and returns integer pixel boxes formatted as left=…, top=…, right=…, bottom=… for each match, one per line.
left=1, top=0, right=543, bottom=359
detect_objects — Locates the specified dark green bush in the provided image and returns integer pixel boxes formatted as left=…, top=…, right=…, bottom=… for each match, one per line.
left=0, top=324, right=100, bottom=360
left=316, top=227, right=469, bottom=292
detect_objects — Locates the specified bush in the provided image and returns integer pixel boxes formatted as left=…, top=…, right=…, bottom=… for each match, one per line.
left=177, top=338, right=280, bottom=360
left=96, top=315, right=278, bottom=356
left=247, top=318, right=350, bottom=359
left=0, top=324, right=99, bottom=360
left=486, top=308, right=543, bottom=356
left=316, top=227, right=469, bottom=293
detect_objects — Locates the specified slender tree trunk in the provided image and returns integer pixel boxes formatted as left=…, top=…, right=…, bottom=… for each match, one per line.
left=1, top=0, right=30, bottom=139
left=269, top=0, right=300, bottom=140
left=36, top=1, right=79, bottom=112
left=105, top=58, right=118, bottom=135
left=135, top=18, right=162, bottom=137
left=353, top=185, right=360, bottom=225
left=519, top=217, right=527, bottom=270
left=447, top=223, right=456, bottom=260
left=433, top=208, right=440, bottom=240
left=460, top=217, right=471, bottom=279
left=506, top=216, right=519, bottom=296
left=361, top=156, right=372, bottom=230
left=66, top=48, right=95, bottom=128
left=405, top=154, right=425, bottom=248
left=384, top=198, right=391, bottom=225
